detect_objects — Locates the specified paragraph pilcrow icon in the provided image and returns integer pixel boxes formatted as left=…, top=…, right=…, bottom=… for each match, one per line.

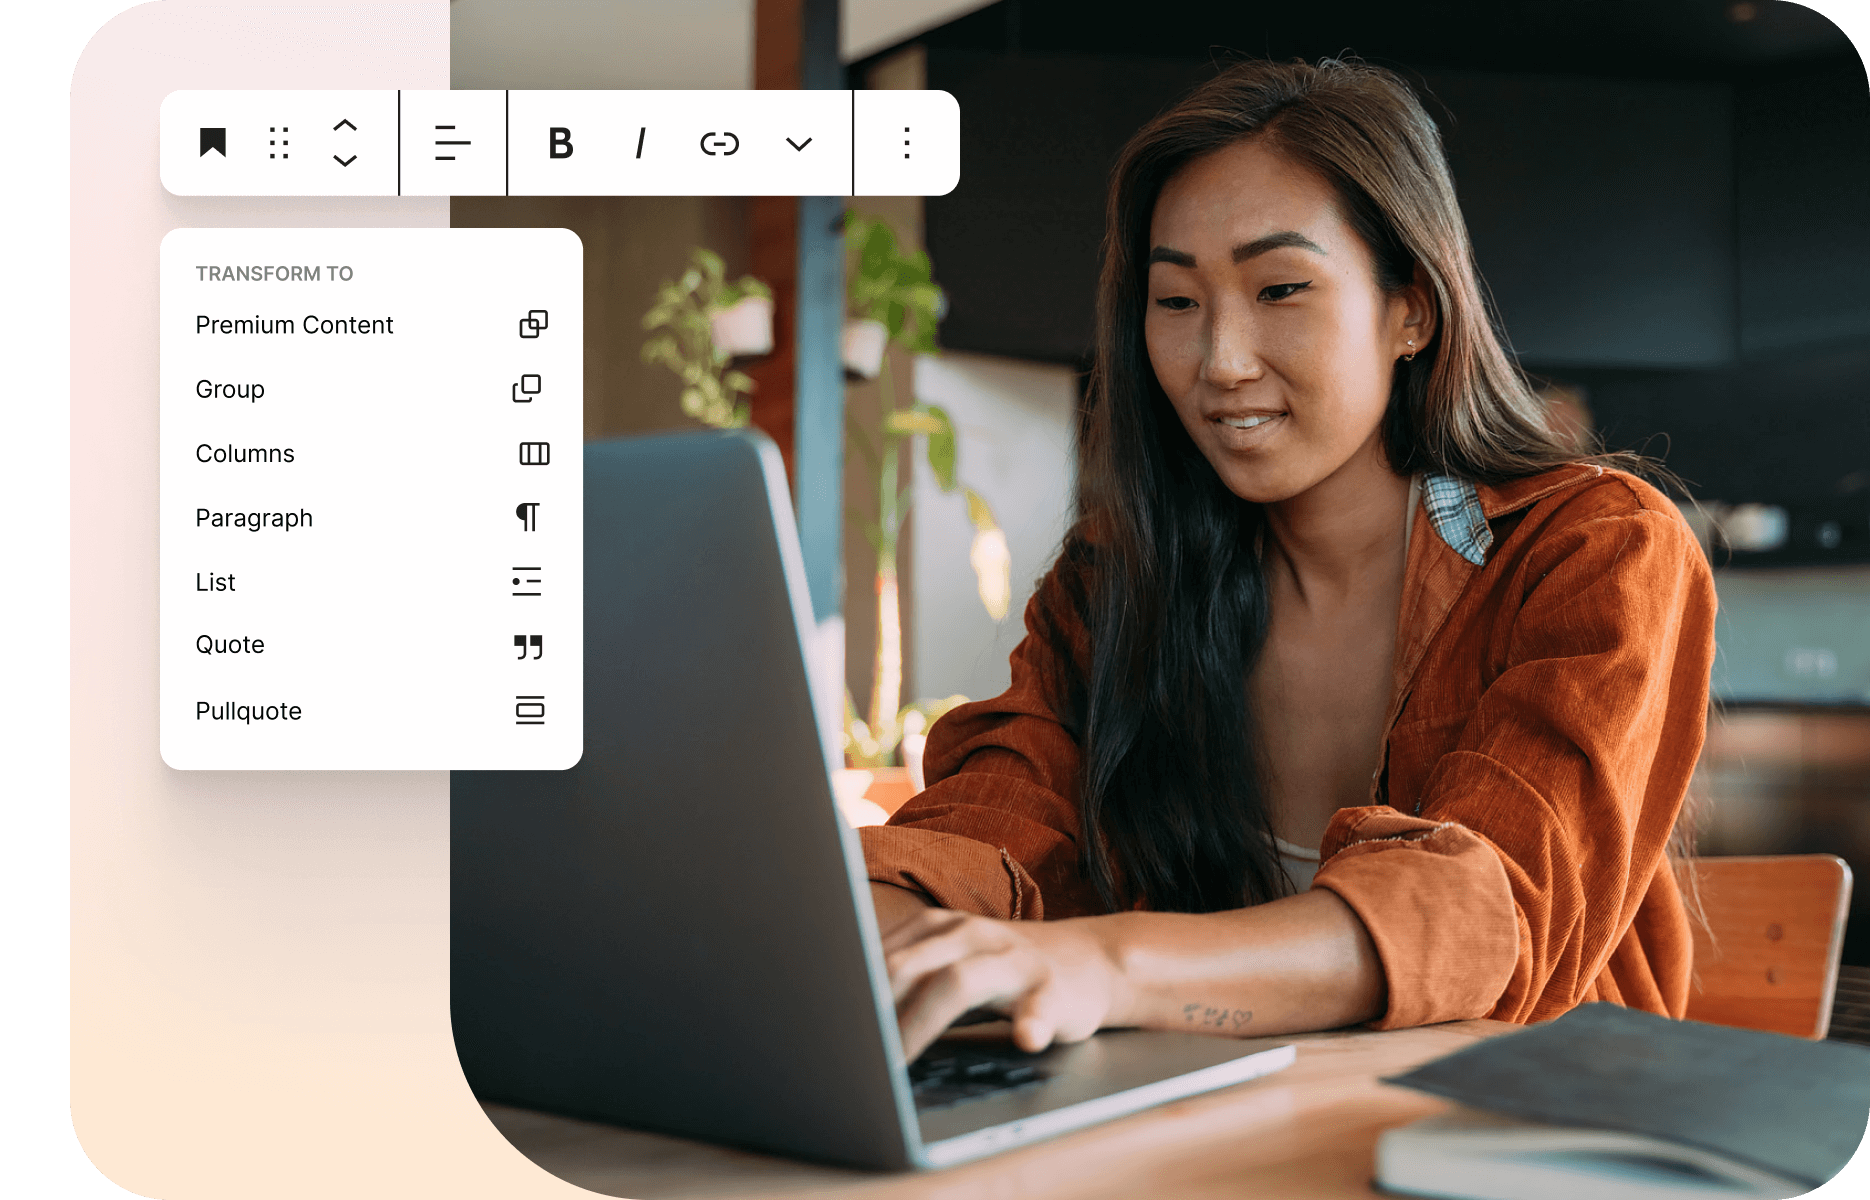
left=519, top=310, right=549, bottom=338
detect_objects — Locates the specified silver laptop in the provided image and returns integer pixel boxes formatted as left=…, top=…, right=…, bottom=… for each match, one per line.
left=450, top=429, right=1294, bottom=1172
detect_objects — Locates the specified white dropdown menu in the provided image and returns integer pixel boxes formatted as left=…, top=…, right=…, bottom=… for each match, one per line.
left=160, top=227, right=583, bottom=770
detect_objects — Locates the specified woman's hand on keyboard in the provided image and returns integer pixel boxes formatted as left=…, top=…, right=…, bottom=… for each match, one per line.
left=882, top=908, right=1129, bottom=1061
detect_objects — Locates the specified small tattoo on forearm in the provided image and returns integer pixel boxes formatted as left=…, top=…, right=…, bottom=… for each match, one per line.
left=1182, top=1003, right=1253, bottom=1031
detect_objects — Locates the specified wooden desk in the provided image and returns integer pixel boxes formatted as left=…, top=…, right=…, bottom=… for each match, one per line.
left=483, top=1020, right=1517, bottom=1199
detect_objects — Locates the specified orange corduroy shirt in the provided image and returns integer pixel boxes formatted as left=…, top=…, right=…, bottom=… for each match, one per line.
left=860, top=464, right=1717, bottom=1029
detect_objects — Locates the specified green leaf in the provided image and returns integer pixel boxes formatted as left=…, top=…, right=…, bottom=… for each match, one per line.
left=963, top=486, right=999, bottom=531
left=863, top=220, right=895, bottom=267
left=923, top=404, right=957, bottom=490
left=884, top=410, right=944, bottom=436
left=641, top=334, right=679, bottom=365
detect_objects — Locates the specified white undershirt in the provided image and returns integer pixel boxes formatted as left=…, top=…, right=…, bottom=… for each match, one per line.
left=1275, top=836, right=1322, bottom=893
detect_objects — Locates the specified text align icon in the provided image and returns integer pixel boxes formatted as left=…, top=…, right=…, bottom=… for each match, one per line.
left=519, top=441, right=551, bottom=466
left=512, top=374, right=541, bottom=403
left=199, top=128, right=226, bottom=157
left=511, top=568, right=542, bottom=597
left=514, top=634, right=543, bottom=660
left=434, top=124, right=468, bottom=161
left=515, top=695, right=546, bottom=725
left=519, top=309, right=549, bottom=338
left=515, top=502, right=539, bottom=531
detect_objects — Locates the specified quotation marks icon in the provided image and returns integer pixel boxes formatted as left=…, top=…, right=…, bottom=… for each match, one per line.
left=514, top=634, right=543, bottom=660
left=518, top=309, right=549, bottom=338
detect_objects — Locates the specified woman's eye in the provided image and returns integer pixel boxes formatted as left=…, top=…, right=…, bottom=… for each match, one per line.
left=1154, top=295, right=1198, bottom=311
left=1260, top=281, right=1312, bottom=302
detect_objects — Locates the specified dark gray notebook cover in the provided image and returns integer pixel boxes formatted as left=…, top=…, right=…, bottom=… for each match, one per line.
left=1384, top=1003, right=1870, bottom=1187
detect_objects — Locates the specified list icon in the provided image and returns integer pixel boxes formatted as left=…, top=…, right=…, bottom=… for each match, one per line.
left=511, top=568, right=542, bottom=597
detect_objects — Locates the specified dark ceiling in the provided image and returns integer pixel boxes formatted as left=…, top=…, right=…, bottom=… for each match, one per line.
left=879, top=0, right=1859, bottom=83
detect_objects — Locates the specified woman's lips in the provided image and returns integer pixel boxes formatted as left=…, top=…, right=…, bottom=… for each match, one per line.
left=1210, top=411, right=1286, bottom=448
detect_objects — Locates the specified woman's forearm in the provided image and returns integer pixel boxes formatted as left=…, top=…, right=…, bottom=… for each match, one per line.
left=1093, top=888, right=1387, bottom=1036
left=869, top=880, right=932, bottom=935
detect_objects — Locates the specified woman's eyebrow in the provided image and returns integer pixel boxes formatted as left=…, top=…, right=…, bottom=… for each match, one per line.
left=1233, top=231, right=1327, bottom=263
left=1146, top=231, right=1327, bottom=269
left=1147, top=246, right=1196, bottom=267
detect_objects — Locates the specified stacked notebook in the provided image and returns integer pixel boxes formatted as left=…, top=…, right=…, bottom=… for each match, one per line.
left=1377, top=1003, right=1870, bottom=1200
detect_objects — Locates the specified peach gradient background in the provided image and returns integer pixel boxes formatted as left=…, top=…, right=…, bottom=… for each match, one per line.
left=71, top=3, right=586, bottom=1195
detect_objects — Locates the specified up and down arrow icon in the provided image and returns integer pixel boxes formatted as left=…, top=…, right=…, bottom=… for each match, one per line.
left=333, top=117, right=358, bottom=166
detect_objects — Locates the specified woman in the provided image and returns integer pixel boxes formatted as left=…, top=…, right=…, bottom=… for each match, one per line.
left=863, top=58, right=1716, bottom=1061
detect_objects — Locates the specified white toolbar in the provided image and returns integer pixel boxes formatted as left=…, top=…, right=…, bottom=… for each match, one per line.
left=161, top=90, right=959, bottom=197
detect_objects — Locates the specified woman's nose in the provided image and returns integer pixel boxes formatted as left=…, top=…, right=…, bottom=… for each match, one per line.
left=1203, top=304, right=1262, bottom=389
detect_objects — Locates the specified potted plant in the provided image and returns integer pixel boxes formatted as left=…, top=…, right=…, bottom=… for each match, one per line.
left=840, top=213, right=1008, bottom=805
left=641, top=247, right=773, bottom=429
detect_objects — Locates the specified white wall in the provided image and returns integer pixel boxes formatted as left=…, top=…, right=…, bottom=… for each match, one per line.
left=910, top=351, right=1078, bottom=704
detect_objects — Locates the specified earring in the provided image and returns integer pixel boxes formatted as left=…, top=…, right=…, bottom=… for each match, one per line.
left=1402, top=338, right=1417, bottom=362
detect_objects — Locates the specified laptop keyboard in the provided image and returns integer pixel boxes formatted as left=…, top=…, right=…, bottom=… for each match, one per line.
left=908, top=1045, right=1052, bottom=1111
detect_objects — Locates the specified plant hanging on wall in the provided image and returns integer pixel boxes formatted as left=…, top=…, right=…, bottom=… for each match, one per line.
left=641, top=247, right=773, bottom=429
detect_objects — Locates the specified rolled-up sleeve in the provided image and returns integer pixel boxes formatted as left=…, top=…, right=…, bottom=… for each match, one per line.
left=1313, top=502, right=1715, bottom=1028
left=860, top=554, right=1109, bottom=921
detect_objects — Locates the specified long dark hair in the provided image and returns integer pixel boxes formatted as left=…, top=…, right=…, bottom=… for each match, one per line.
left=1063, top=58, right=1599, bottom=914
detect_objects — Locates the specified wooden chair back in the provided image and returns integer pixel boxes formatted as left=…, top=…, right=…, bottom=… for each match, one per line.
left=1674, top=854, right=1853, bottom=1039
